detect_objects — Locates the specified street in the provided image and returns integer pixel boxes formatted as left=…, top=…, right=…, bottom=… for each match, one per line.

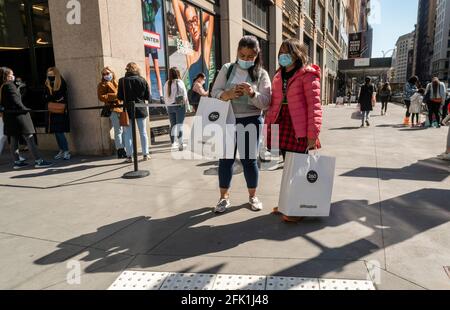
left=0, top=102, right=448, bottom=290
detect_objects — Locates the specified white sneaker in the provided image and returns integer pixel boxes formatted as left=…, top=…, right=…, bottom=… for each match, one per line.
left=63, top=151, right=71, bottom=160
left=54, top=151, right=64, bottom=160
left=437, top=153, right=450, bottom=161
left=171, top=142, right=179, bottom=149
left=249, top=197, right=263, bottom=212
left=214, top=199, right=231, bottom=214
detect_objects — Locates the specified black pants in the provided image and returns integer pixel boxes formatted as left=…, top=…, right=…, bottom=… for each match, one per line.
left=411, top=113, right=419, bottom=124
left=404, top=100, right=411, bottom=117
left=381, top=100, right=389, bottom=112
left=427, top=102, right=440, bottom=126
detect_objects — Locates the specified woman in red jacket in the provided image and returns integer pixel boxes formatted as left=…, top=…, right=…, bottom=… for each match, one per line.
left=265, top=38, right=323, bottom=222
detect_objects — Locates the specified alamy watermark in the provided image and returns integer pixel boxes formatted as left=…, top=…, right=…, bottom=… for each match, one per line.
left=66, top=0, right=81, bottom=25
left=66, top=260, right=81, bottom=285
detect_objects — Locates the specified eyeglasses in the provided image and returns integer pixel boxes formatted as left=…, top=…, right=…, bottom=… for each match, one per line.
left=186, top=15, right=199, bottom=31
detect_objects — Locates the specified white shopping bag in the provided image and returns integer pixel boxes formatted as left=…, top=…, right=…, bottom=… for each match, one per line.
left=278, top=151, right=336, bottom=217
left=189, top=97, right=236, bottom=160
left=0, top=117, right=5, bottom=155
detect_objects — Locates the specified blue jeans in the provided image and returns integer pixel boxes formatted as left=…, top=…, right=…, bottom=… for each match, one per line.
left=110, top=112, right=124, bottom=150
left=362, top=111, right=370, bottom=124
left=123, top=117, right=149, bottom=157
left=219, top=115, right=262, bottom=189
left=167, top=105, right=186, bottom=144
left=55, top=132, right=69, bottom=152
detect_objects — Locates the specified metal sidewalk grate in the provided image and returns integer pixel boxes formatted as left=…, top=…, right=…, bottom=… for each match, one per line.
left=108, top=271, right=376, bottom=291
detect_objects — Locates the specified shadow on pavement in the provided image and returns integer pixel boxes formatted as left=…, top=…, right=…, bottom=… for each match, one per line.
left=33, top=188, right=449, bottom=282
left=341, top=158, right=449, bottom=182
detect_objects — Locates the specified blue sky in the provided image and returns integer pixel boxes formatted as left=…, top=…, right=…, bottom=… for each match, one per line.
left=371, top=0, right=419, bottom=57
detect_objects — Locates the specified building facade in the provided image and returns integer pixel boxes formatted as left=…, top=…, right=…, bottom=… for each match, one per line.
left=0, top=0, right=284, bottom=155
left=281, top=0, right=363, bottom=104
left=431, top=0, right=450, bottom=83
left=414, top=0, right=437, bottom=83
left=393, top=32, right=415, bottom=84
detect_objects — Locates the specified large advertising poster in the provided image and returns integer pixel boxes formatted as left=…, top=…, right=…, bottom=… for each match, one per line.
left=348, top=32, right=362, bottom=59
left=142, top=0, right=166, bottom=99
left=165, top=0, right=216, bottom=91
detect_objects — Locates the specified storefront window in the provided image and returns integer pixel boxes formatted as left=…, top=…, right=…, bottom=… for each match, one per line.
left=31, top=2, right=52, bottom=46
left=242, top=0, right=268, bottom=31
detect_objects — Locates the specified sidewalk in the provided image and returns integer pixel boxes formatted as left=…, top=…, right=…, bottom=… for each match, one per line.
left=0, top=103, right=449, bottom=290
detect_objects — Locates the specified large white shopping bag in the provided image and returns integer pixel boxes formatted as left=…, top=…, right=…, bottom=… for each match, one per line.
left=278, top=151, right=336, bottom=217
left=189, top=97, right=236, bottom=160
left=0, top=117, right=5, bottom=155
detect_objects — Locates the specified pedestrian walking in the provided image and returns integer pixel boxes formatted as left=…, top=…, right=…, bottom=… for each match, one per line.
left=403, top=76, right=419, bottom=125
left=265, top=38, right=322, bottom=222
left=211, top=35, right=271, bottom=214
left=0, top=67, right=53, bottom=169
left=44, top=67, right=71, bottom=160
left=117, top=62, right=152, bottom=162
left=409, top=88, right=425, bottom=127
left=98, top=66, right=127, bottom=159
left=379, top=82, right=391, bottom=115
left=164, top=67, right=189, bottom=151
left=358, top=77, right=376, bottom=127
left=424, top=77, right=447, bottom=128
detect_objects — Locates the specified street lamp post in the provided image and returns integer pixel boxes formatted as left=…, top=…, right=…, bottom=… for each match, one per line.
left=381, top=49, right=396, bottom=58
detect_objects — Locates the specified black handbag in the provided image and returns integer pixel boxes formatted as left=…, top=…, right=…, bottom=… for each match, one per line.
left=100, top=105, right=112, bottom=118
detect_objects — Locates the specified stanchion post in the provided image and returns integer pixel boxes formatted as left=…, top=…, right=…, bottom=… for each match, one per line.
left=122, top=101, right=150, bottom=179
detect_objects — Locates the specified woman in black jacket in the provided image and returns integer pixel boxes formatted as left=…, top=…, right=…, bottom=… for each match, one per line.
left=0, top=67, right=53, bottom=169
left=117, top=62, right=152, bottom=163
left=45, top=67, right=71, bottom=160
left=358, top=77, right=376, bottom=127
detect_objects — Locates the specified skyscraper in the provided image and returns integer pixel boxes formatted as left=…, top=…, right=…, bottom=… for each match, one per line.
left=414, top=0, right=437, bottom=83
left=432, top=0, right=450, bottom=83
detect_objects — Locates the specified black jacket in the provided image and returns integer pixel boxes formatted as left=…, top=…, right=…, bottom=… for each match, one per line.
left=117, top=73, right=151, bottom=119
left=358, top=83, right=375, bottom=111
left=44, top=78, right=70, bottom=133
left=0, top=82, right=35, bottom=136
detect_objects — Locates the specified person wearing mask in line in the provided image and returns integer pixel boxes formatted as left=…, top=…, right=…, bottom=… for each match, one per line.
left=424, top=77, right=447, bottom=128
left=97, top=66, right=127, bottom=159
left=265, top=38, right=322, bottom=222
left=0, top=67, right=53, bottom=169
left=164, top=67, right=189, bottom=151
left=211, top=35, right=271, bottom=214
left=117, top=62, right=152, bottom=163
left=45, top=67, right=71, bottom=160
left=403, top=76, right=419, bottom=126
left=188, top=72, right=209, bottom=113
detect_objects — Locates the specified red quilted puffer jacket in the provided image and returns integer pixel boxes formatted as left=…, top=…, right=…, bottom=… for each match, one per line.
left=265, top=65, right=323, bottom=140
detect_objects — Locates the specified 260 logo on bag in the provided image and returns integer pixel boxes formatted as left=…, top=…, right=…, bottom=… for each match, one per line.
left=307, top=171, right=318, bottom=183
left=208, top=112, right=220, bottom=122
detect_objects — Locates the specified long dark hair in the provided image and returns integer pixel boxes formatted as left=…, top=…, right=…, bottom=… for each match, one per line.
left=237, top=35, right=262, bottom=82
left=168, top=67, right=181, bottom=97
left=279, top=38, right=308, bottom=70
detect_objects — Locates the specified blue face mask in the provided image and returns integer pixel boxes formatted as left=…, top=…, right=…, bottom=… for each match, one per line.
left=279, top=54, right=294, bottom=67
left=237, top=59, right=255, bottom=70
left=104, top=74, right=113, bottom=82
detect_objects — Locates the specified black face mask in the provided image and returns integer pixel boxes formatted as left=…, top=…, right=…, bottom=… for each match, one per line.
left=48, top=76, right=55, bottom=82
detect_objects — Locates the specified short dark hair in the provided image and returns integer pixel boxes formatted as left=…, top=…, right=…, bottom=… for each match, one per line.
left=408, top=75, right=419, bottom=84
left=193, top=73, right=206, bottom=84
left=365, top=77, right=371, bottom=84
left=418, top=88, right=425, bottom=94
